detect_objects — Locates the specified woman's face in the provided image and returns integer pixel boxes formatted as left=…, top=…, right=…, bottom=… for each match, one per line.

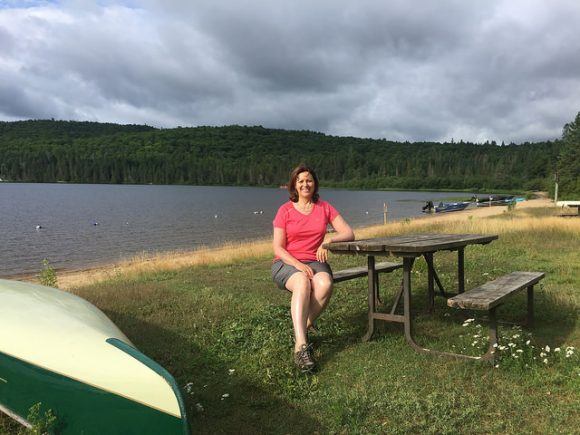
left=295, top=171, right=315, bottom=200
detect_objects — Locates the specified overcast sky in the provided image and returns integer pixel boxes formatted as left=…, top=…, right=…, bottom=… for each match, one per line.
left=1, top=0, right=579, bottom=143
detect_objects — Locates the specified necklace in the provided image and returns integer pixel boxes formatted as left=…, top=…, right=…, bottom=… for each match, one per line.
left=295, top=201, right=313, bottom=213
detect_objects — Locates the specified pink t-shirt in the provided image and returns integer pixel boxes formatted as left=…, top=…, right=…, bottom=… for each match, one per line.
left=273, top=199, right=340, bottom=262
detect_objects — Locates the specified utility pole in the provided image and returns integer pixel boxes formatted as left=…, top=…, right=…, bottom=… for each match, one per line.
left=554, top=170, right=559, bottom=203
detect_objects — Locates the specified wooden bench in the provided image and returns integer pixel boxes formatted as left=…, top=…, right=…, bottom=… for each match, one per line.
left=333, top=261, right=403, bottom=305
left=447, top=271, right=545, bottom=360
left=333, top=261, right=403, bottom=283
left=556, top=201, right=580, bottom=216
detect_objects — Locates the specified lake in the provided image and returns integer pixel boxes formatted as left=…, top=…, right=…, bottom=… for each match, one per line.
left=0, top=183, right=479, bottom=277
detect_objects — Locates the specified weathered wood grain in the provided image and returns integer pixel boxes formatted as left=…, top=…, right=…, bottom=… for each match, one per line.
left=324, top=233, right=498, bottom=254
left=333, top=261, right=403, bottom=283
left=447, top=271, right=545, bottom=310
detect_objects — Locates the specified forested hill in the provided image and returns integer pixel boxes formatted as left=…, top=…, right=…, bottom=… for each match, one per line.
left=0, top=120, right=561, bottom=191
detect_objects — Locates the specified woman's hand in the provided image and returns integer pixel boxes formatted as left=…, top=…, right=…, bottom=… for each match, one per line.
left=295, top=262, right=314, bottom=279
left=316, top=245, right=328, bottom=263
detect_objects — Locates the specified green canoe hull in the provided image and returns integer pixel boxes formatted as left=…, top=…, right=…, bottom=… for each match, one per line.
left=0, top=347, right=187, bottom=434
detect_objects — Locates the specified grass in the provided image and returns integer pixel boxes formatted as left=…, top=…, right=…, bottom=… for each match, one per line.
left=1, top=206, right=579, bottom=434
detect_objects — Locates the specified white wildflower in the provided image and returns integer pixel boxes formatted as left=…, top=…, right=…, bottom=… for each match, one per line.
left=508, top=342, right=516, bottom=348
left=540, top=352, right=546, bottom=357
left=498, top=345, right=507, bottom=351
left=545, top=345, right=550, bottom=352
left=512, top=334, right=520, bottom=339
left=221, top=393, right=230, bottom=400
left=516, top=349, right=523, bottom=353
left=493, top=343, right=499, bottom=348
left=228, top=369, right=235, bottom=375
left=494, top=364, right=500, bottom=368
left=184, top=382, right=194, bottom=394
left=514, top=355, right=519, bottom=359
left=543, top=358, right=548, bottom=364
left=526, top=340, right=531, bottom=345
left=554, top=348, right=561, bottom=352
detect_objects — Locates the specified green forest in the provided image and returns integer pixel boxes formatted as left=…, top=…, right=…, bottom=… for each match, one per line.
left=0, top=115, right=578, bottom=197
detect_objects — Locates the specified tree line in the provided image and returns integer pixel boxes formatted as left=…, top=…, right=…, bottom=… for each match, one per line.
left=0, top=116, right=577, bottom=197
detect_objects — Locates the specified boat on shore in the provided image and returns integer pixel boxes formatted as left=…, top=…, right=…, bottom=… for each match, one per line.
left=0, top=279, right=189, bottom=434
left=422, top=201, right=472, bottom=213
left=474, top=195, right=516, bottom=207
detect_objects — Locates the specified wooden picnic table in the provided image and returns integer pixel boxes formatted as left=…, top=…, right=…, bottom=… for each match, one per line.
left=556, top=201, right=580, bottom=215
left=323, top=233, right=498, bottom=358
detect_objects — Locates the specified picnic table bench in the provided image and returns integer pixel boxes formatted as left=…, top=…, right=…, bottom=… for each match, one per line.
left=556, top=201, right=580, bottom=216
left=333, top=261, right=403, bottom=282
left=447, top=271, right=545, bottom=360
left=333, top=261, right=403, bottom=305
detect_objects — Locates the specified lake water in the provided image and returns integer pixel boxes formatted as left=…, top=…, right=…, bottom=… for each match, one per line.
left=0, top=183, right=480, bottom=277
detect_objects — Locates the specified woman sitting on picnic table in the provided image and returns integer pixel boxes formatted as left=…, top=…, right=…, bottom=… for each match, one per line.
left=272, top=164, right=354, bottom=372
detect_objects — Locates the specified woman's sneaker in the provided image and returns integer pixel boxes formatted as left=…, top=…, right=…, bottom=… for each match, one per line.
left=294, top=344, right=316, bottom=373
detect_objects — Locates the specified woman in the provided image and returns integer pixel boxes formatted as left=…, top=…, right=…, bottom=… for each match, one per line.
left=272, top=164, right=354, bottom=372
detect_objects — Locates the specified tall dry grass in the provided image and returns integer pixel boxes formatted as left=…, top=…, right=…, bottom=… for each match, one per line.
left=57, top=204, right=579, bottom=290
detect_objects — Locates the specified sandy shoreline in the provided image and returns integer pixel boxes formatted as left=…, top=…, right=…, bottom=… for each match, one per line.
left=13, top=197, right=554, bottom=290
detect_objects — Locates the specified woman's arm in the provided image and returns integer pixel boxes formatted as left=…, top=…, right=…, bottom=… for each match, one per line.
left=328, top=215, right=355, bottom=243
left=316, top=215, right=354, bottom=262
left=273, top=227, right=314, bottom=278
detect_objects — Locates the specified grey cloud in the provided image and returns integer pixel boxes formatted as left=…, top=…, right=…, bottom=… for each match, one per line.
left=0, top=0, right=579, bottom=143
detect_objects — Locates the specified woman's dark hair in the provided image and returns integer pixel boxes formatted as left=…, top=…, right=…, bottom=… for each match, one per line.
left=288, top=164, right=319, bottom=203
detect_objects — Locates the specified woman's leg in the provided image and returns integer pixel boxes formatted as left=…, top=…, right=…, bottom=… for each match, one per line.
left=307, top=272, right=333, bottom=328
left=285, top=272, right=312, bottom=352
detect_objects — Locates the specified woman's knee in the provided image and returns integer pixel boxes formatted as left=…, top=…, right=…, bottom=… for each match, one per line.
left=312, top=273, right=333, bottom=293
left=312, top=273, right=332, bottom=299
left=286, top=272, right=311, bottom=293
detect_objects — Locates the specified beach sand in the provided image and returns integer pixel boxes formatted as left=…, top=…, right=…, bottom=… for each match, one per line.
left=23, top=197, right=554, bottom=290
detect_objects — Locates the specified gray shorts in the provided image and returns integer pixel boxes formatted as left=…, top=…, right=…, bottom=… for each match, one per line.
left=271, top=260, right=333, bottom=291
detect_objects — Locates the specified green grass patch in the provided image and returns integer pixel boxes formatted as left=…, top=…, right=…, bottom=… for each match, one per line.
left=2, top=207, right=578, bottom=434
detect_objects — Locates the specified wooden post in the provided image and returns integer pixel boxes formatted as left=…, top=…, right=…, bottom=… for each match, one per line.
left=383, top=202, right=388, bottom=224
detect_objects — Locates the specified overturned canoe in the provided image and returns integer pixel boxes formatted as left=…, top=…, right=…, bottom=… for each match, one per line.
left=0, top=279, right=189, bottom=434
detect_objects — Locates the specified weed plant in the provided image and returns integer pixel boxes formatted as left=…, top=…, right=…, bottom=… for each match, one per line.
left=38, top=259, right=57, bottom=288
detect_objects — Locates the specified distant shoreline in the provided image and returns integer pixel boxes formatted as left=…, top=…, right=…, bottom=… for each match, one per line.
left=0, top=179, right=528, bottom=195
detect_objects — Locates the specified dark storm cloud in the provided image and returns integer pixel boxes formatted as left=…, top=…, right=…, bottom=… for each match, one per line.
left=0, top=0, right=579, bottom=142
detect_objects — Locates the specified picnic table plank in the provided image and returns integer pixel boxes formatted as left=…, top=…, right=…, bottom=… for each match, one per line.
left=333, top=261, right=403, bottom=282
left=447, top=271, right=545, bottom=310
left=325, top=234, right=498, bottom=254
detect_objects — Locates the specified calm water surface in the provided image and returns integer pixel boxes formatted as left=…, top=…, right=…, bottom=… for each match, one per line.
left=0, top=184, right=480, bottom=277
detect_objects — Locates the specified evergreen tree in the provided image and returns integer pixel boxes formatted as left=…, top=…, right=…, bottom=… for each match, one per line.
left=557, top=112, right=580, bottom=199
